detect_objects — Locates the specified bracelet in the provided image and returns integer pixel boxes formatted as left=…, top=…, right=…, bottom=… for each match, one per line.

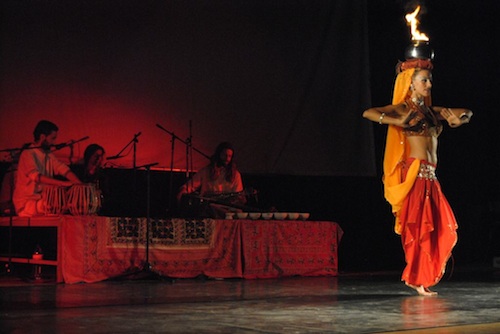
left=378, top=113, right=385, bottom=125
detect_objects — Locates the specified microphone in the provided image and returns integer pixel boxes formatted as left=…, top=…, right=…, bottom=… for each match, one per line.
left=52, top=136, right=90, bottom=150
left=106, top=155, right=123, bottom=160
left=156, top=123, right=167, bottom=131
left=52, top=142, right=71, bottom=150
left=132, top=132, right=142, bottom=143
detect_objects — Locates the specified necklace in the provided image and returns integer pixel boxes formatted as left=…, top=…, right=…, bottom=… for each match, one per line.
left=411, top=97, right=424, bottom=106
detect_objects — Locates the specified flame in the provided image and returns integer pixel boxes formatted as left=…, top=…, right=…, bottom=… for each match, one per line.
left=405, top=6, right=429, bottom=41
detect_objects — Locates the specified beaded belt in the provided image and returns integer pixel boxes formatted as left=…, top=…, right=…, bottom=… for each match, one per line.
left=417, top=163, right=437, bottom=180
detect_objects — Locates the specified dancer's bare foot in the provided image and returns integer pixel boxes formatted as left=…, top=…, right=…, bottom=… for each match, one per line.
left=405, top=282, right=437, bottom=296
left=424, top=287, right=438, bottom=296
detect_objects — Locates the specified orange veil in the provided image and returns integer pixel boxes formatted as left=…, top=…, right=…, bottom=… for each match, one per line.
left=383, top=63, right=432, bottom=234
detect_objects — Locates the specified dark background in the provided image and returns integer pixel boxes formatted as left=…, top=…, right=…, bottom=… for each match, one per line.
left=0, top=0, right=374, bottom=176
left=1, top=0, right=499, bottom=272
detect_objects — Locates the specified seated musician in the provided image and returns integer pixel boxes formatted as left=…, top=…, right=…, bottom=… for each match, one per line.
left=70, top=143, right=109, bottom=214
left=13, top=120, right=82, bottom=217
left=176, top=142, right=246, bottom=218
left=71, top=144, right=105, bottom=184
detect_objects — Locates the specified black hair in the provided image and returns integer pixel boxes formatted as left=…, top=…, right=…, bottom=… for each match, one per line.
left=33, top=120, right=58, bottom=141
left=210, top=142, right=234, bottom=165
left=209, top=142, right=236, bottom=182
left=84, top=144, right=105, bottom=167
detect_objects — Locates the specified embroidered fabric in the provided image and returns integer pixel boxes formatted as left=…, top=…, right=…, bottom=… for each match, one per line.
left=402, top=98, right=442, bottom=137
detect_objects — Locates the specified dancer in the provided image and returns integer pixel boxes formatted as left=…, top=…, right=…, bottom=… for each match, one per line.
left=363, top=58, right=472, bottom=295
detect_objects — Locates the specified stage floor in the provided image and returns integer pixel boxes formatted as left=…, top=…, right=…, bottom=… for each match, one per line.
left=1, top=266, right=499, bottom=333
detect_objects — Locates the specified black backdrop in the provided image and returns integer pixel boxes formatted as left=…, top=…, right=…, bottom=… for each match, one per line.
left=0, top=0, right=374, bottom=176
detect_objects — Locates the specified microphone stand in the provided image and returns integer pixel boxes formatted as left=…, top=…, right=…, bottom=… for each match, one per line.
left=106, top=132, right=142, bottom=169
left=156, top=124, right=210, bottom=216
left=186, top=121, right=192, bottom=191
left=189, top=123, right=194, bottom=179
left=0, top=143, right=45, bottom=154
left=133, top=137, right=137, bottom=170
left=186, top=121, right=191, bottom=178
left=156, top=124, right=180, bottom=215
left=136, top=162, right=158, bottom=273
left=186, top=121, right=196, bottom=207
left=106, top=132, right=141, bottom=216
left=156, top=124, right=210, bottom=161
left=51, top=136, right=90, bottom=151
left=169, top=133, right=176, bottom=215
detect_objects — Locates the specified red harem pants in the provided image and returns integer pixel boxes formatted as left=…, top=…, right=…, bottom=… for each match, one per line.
left=399, top=158, right=458, bottom=287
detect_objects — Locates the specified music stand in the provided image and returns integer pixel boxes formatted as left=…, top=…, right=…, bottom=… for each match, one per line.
left=114, top=162, right=172, bottom=281
left=140, top=162, right=158, bottom=274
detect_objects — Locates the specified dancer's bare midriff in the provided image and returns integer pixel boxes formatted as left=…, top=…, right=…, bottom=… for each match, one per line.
left=406, top=135, right=438, bottom=164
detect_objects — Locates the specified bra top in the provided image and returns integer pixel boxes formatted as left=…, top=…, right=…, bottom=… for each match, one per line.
left=402, top=98, right=443, bottom=137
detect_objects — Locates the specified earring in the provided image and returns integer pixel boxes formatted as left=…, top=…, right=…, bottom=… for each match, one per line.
left=410, top=84, right=414, bottom=91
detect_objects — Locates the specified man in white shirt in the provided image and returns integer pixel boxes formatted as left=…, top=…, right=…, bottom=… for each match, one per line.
left=13, top=120, right=82, bottom=216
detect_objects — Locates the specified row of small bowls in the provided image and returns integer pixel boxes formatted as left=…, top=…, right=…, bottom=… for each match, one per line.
left=226, top=212, right=310, bottom=220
